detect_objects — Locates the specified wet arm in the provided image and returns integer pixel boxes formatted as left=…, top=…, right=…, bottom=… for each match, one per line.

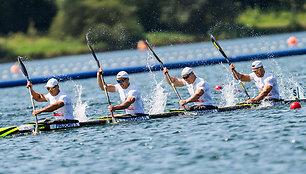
left=230, top=64, right=251, bottom=82
left=113, top=97, right=135, bottom=110
left=34, top=101, right=64, bottom=115
left=27, top=82, right=47, bottom=102
left=185, top=89, right=204, bottom=103
left=254, top=85, right=272, bottom=101
left=31, top=89, right=47, bottom=102
left=163, top=68, right=184, bottom=87
left=97, top=72, right=116, bottom=92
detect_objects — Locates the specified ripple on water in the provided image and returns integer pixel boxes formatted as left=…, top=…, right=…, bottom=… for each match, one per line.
left=1, top=42, right=306, bottom=173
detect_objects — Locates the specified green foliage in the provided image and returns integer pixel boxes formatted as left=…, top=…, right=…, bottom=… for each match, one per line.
left=0, top=45, right=15, bottom=63
left=0, top=33, right=87, bottom=62
left=1, top=0, right=306, bottom=63
left=146, top=32, right=197, bottom=46
left=50, top=0, right=144, bottom=48
left=237, top=8, right=306, bottom=28
left=0, top=0, right=56, bottom=34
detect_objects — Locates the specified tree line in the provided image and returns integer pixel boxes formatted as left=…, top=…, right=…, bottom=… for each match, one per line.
left=0, top=0, right=304, bottom=49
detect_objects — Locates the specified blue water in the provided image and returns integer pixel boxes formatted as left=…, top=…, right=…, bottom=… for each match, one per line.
left=1, top=33, right=306, bottom=173
left=1, top=31, right=306, bottom=84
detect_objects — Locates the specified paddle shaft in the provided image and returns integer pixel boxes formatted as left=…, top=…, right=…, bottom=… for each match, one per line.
left=211, top=36, right=251, bottom=99
left=28, top=86, right=39, bottom=133
left=85, top=35, right=116, bottom=122
left=145, top=40, right=188, bottom=114
left=18, top=57, right=39, bottom=134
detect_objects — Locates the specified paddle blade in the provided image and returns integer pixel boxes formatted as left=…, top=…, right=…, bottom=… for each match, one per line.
left=211, top=35, right=225, bottom=55
left=211, top=35, right=221, bottom=50
left=85, top=34, right=101, bottom=68
left=18, top=56, right=29, bottom=81
left=210, top=35, right=230, bottom=64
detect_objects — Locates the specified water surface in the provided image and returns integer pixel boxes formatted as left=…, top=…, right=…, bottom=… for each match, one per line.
left=0, top=36, right=306, bottom=174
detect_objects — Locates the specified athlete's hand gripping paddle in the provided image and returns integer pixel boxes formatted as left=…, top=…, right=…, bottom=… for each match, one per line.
left=18, top=56, right=39, bottom=135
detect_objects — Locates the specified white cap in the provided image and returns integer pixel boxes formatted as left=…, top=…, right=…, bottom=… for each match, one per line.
left=252, top=61, right=263, bottom=69
left=45, top=78, right=58, bottom=88
left=181, top=67, right=193, bottom=76
left=117, top=71, right=129, bottom=79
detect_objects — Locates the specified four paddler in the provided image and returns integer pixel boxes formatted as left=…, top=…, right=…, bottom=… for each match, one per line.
left=26, top=78, right=74, bottom=120
left=163, top=67, right=217, bottom=110
left=97, top=68, right=145, bottom=116
left=230, top=60, right=280, bottom=103
left=22, top=49, right=281, bottom=120
left=24, top=61, right=281, bottom=119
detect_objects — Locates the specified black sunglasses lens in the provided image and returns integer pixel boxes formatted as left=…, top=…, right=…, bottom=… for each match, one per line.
left=183, top=74, right=190, bottom=79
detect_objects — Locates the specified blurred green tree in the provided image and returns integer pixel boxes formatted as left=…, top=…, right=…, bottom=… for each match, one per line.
left=49, top=0, right=144, bottom=49
left=0, top=0, right=56, bottom=34
left=156, top=0, right=242, bottom=34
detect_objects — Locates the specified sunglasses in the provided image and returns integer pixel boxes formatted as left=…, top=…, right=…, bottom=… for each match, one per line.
left=182, top=73, right=191, bottom=80
left=252, top=68, right=261, bottom=73
left=117, top=79, right=126, bottom=84
left=47, top=87, right=56, bottom=92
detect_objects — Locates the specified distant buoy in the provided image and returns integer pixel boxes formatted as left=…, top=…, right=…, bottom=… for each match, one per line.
left=237, top=89, right=241, bottom=93
left=287, top=36, right=297, bottom=46
left=10, top=64, right=19, bottom=73
left=290, top=102, right=301, bottom=109
left=137, top=40, right=147, bottom=50
left=214, top=85, right=222, bottom=90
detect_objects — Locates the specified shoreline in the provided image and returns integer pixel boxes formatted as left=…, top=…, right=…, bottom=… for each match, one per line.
left=1, top=29, right=306, bottom=64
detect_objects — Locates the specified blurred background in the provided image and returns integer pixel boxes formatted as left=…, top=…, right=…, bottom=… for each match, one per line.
left=0, top=0, right=305, bottom=63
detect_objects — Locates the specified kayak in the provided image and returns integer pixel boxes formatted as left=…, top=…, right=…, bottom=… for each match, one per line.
left=1, top=98, right=305, bottom=138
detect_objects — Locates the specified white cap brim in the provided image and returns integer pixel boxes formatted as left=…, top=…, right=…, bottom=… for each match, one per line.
left=45, top=78, right=58, bottom=88
left=181, top=67, right=193, bottom=76
left=117, top=71, right=129, bottom=78
left=252, top=61, right=263, bottom=69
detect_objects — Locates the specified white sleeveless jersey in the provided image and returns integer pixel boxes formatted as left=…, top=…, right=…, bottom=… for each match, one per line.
left=249, top=71, right=279, bottom=99
left=45, top=91, right=74, bottom=120
left=183, top=77, right=213, bottom=106
left=115, top=84, right=145, bottom=114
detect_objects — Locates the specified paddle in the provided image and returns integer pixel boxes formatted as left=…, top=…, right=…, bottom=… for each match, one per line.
left=18, top=56, right=39, bottom=135
left=85, top=34, right=117, bottom=123
left=210, top=35, right=251, bottom=99
left=145, top=40, right=188, bottom=115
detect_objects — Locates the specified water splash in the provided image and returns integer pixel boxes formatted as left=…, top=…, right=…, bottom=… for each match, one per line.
left=257, top=101, right=273, bottom=108
left=144, top=53, right=168, bottom=114
left=269, top=59, right=305, bottom=99
left=219, top=64, right=240, bottom=106
left=148, top=81, right=168, bottom=114
left=73, top=84, right=88, bottom=121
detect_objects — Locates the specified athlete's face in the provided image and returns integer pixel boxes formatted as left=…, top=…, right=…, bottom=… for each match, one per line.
left=117, top=78, right=129, bottom=89
left=47, top=85, right=60, bottom=96
left=252, top=66, right=264, bottom=77
left=182, top=72, right=195, bottom=84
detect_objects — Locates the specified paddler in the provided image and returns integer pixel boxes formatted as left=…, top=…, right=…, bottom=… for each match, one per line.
left=26, top=78, right=74, bottom=120
left=230, top=60, right=280, bottom=103
left=97, top=68, right=145, bottom=116
left=163, top=67, right=217, bottom=110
